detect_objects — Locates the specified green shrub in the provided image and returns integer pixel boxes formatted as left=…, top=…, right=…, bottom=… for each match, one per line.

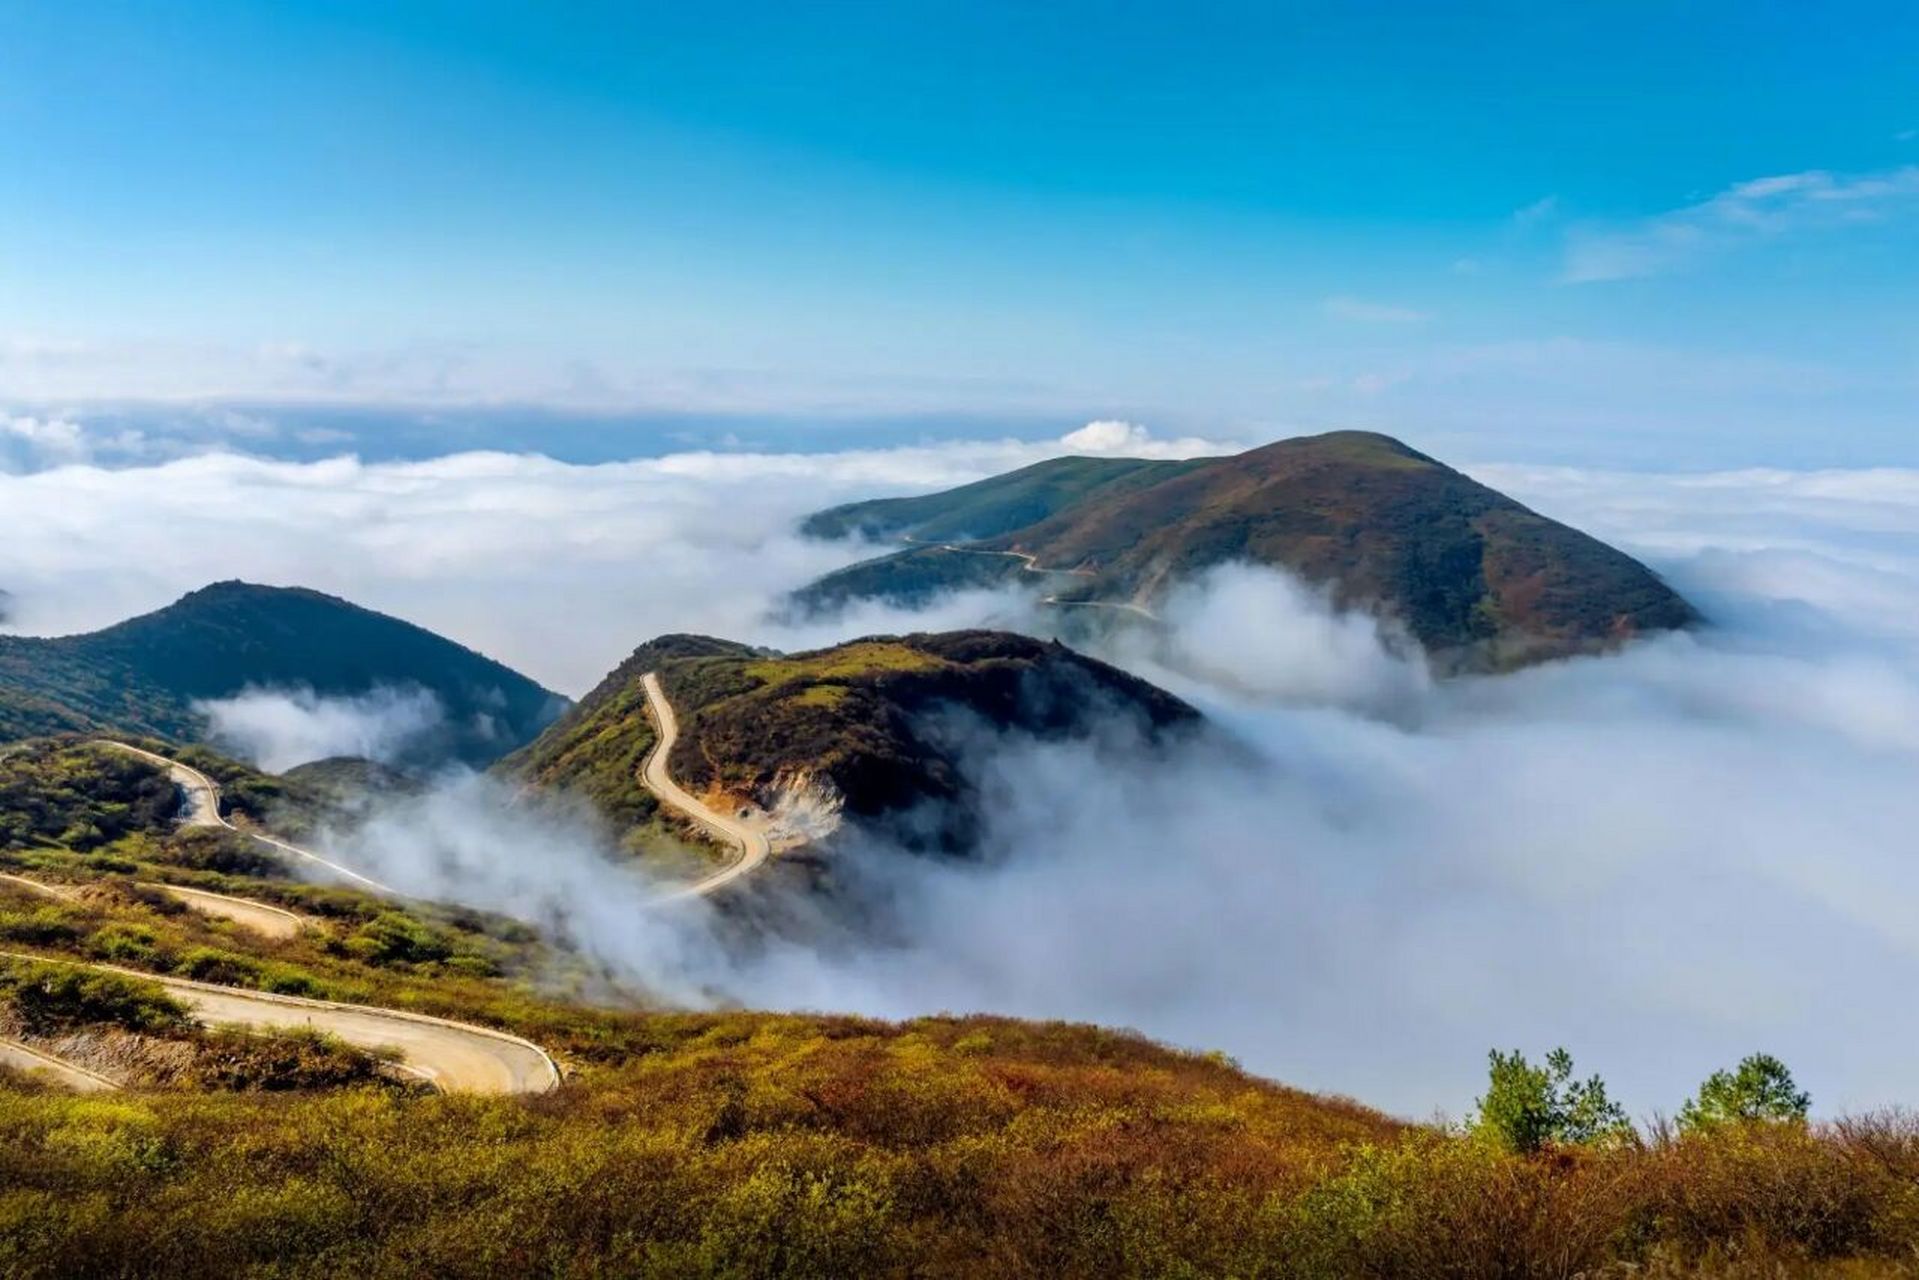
left=86, top=922, right=164, bottom=964
left=174, top=947, right=263, bottom=986
left=1679, top=1053, right=1810, bottom=1133
left=159, top=829, right=288, bottom=878
left=341, top=912, right=453, bottom=967
left=1471, top=1046, right=1631, bottom=1154
left=0, top=907, right=81, bottom=946
left=0, top=958, right=188, bottom=1033
left=177, top=1027, right=397, bottom=1092
left=258, top=965, right=327, bottom=998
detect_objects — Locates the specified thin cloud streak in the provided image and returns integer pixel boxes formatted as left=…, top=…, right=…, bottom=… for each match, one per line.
left=1562, top=164, right=1919, bottom=283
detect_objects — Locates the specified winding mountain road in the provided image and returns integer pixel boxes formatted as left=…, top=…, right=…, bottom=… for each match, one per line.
left=0, top=872, right=78, bottom=903
left=918, top=540, right=1160, bottom=620
left=638, top=672, right=773, bottom=902
left=0, top=1038, right=119, bottom=1092
left=0, top=949, right=560, bottom=1094
left=927, top=542, right=1090, bottom=579
left=0, top=746, right=559, bottom=1092
left=157, top=884, right=307, bottom=939
left=97, top=741, right=394, bottom=894
left=0, top=869, right=298, bottom=940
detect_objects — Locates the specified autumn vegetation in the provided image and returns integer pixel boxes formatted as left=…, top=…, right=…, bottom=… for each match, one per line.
left=794, top=431, right=1700, bottom=670
left=8, top=1018, right=1919, bottom=1277
left=504, top=629, right=1200, bottom=857
left=5, top=738, right=1918, bottom=1275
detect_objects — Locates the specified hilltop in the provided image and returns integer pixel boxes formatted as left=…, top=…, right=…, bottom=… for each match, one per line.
left=801, top=454, right=1211, bottom=542
left=504, top=629, right=1200, bottom=854
left=4, top=671, right=1913, bottom=1275
left=0, top=582, right=565, bottom=768
left=797, top=431, right=1698, bottom=670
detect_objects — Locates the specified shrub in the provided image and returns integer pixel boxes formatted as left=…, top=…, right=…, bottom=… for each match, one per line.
left=1678, top=1053, right=1810, bottom=1133
left=0, top=907, right=81, bottom=946
left=174, top=947, right=263, bottom=986
left=1471, top=1047, right=1631, bottom=1154
left=86, top=922, right=166, bottom=965
left=0, top=958, right=188, bottom=1033
left=159, top=829, right=287, bottom=878
left=258, top=964, right=327, bottom=998
left=177, top=1027, right=398, bottom=1092
left=341, top=913, right=453, bottom=967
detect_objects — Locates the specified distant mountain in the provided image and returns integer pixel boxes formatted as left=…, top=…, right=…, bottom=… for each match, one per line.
left=0, top=582, right=565, bottom=767
left=797, top=431, right=1698, bottom=670
left=801, top=455, right=1211, bottom=543
left=504, top=629, right=1199, bottom=854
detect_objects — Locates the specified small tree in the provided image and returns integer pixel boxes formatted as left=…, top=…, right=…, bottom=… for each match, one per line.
left=1471, top=1047, right=1632, bottom=1153
left=1678, top=1053, right=1809, bottom=1133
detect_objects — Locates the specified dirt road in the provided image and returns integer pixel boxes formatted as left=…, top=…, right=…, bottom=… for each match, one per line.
left=920, top=541, right=1160, bottom=619
left=5, top=864, right=309, bottom=956
left=0, top=949, right=559, bottom=1094
left=157, top=885, right=307, bottom=939
left=639, top=672, right=773, bottom=901
left=0, top=873, right=78, bottom=902
left=0, top=1038, right=119, bottom=1092
left=97, top=741, right=394, bottom=894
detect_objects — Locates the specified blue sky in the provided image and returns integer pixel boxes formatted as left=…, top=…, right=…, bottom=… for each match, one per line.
left=2, top=1, right=1915, bottom=465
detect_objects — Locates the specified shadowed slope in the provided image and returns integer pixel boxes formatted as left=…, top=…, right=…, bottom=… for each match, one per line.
left=801, top=454, right=1211, bottom=543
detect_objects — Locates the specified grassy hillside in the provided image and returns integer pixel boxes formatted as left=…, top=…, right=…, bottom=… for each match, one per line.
left=794, top=432, right=1699, bottom=671
left=800, top=454, right=1210, bottom=543
left=790, top=543, right=1033, bottom=613
left=6, top=735, right=1919, bottom=1274
left=508, top=630, right=1201, bottom=854
left=499, top=635, right=758, bottom=858
left=0, top=741, right=562, bottom=1035
left=0, top=582, right=566, bottom=767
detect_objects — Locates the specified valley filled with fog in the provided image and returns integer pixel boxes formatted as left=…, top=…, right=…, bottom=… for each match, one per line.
left=5, top=423, right=1916, bottom=1118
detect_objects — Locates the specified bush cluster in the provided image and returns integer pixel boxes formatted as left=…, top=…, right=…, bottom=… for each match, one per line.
left=1, top=1023, right=1915, bottom=1278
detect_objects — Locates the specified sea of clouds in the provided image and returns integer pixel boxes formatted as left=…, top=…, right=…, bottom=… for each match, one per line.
left=4, top=419, right=1918, bottom=1119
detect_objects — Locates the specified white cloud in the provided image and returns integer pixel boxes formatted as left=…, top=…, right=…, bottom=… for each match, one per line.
left=1145, top=563, right=1431, bottom=715
left=1055, top=418, right=1219, bottom=457
left=0, top=335, right=1092, bottom=418
left=1324, top=295, right=1430, bottom=324
left=0, top=411, right=168, bottom=471
left=0, top=414, right=89, bottom=462
left=0, top=423, right=1231, bottom=692
left=1512, top=194, right=1560, bottom=226
left=1563, top=165, right=1919, bottom=283
left=4, top=430, right=1919, bottom=1119
left=197, top=686, right=446, bottom=773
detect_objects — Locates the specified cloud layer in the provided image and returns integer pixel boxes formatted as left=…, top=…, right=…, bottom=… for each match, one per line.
left=198, top=686, right=447, bottom=773
left=0, top=424, right=1229, bottom=694
left=4, top=429, right=1918, bottom=1120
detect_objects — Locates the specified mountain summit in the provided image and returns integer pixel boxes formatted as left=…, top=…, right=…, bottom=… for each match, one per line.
left=506, top=629, right=1199, bottom=856
left=797, top=431, right=1697, bottom=670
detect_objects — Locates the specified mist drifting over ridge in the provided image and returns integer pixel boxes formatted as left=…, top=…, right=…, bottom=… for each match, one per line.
left=6, top=423, right=1918, bottom=1119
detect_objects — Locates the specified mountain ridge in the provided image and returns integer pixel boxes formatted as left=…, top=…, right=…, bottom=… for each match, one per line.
left=0, top=581, right=565, bottom=767
left=505, top=628, right=1201, bottom=856
left=796, top=430, right=1698, bottom=670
